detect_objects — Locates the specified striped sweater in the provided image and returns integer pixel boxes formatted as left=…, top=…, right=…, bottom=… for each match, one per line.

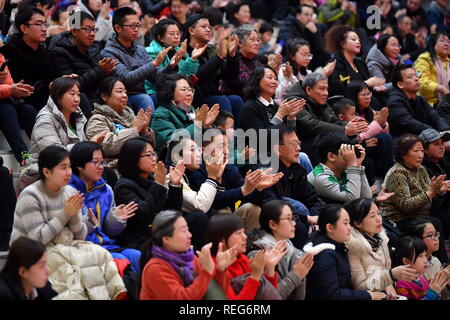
left=395, top=276, right=439, bottom=300
left=10, top=180, right=87, bottom=246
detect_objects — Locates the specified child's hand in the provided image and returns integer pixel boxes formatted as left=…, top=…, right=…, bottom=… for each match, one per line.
left=429, top=271, right=448, bottom=295
left=365, top=138, right=378, bottom=147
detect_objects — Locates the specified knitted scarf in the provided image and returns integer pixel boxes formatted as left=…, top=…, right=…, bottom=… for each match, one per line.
left=151, top=245, right=195, bottom=286
left=363, top=233, right=383, bottom=252
left=436, top=57, right=450, bottom=103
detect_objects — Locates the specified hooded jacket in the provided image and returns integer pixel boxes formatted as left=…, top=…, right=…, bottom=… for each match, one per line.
left=248, top=231, right=306, bottom=300
left=386, top=87, right=449, bottom=137
left=0, top=33, right=57, bottom=109
left=69, top=174, right=125, bottom=250
left=101, top=36, right=161, bottom=94
left=366, top=44, right=401, bottom=91
left=49, top=31, right=105, bottom=98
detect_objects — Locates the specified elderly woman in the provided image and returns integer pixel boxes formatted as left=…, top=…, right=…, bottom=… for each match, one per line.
left=380, top=133, right=449, bottom=264
left=414, top=32, right=450, bottom=106
left=19, top=77, right=87, bottom=192
left=150, top=73, right=219, bottom=154
left=285, top=72, right=367, bottom=163
left=86, top=76, right=155, bottom=170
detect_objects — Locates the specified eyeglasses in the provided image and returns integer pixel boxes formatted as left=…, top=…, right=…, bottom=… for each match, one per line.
left=438, top=37, right=450, bottom=44
left=140, top=152, right=158, bottom=160
left=26, top=22, right=49, bottom=29
left=300, top=53, right=313, bottom=59
left=279, top=215, right=300, bottom=223
left=122, top=24, right=143, bottom=30
left=359, top=91, right=372, bottom=98
left=423, top=232, right=440, bottom=241
left=178, top=86, right=195, bottom=94
left=280, top=141, right=302, bottom=148
left=90, top=160, right=106, bottom=168
left=78, top=27, right=99, bottom=34
left=167, top=31, right=182, bottom=37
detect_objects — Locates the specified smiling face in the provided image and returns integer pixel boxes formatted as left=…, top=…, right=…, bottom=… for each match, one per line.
left=59, top=84, right=81, bottom=114
left=173, top=79, right=194, bottom=106
left=43, top=157, right=72, bottom=187
left=384, top=36, right=401, bottom=59
left=163, top=217, right=192, bottom=253
left=306, top=79, right=329, bottom=105
left=401, top=141, right=424, bottom=169
left=259, top=67, right=278, bottom=97
left=354, top=202, right=383, bottom=237
left=103, top=81, right=128, bottom=112
left=115, top=14, right=140, bottom=42
left=234, top=5, right=251, bottom=25
left=342, top=31, right=361, bottom=55
left=239, top=31, right=261, bottom=59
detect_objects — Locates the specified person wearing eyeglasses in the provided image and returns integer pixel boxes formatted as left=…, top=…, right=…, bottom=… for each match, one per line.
left=49, top=11, right=119, bottom=119
left=78, top=0, right=114, bottom=43
left=414, top=31, right=450, bottom=106
left=405, top=218, right=450, bottom=300
left=0, top=6, right=58, bottom=111
left=114, top=137, right=183, bottom=250
left=68, top=141, right=142, bottom=273
left=101, top=7, right=180, bottom=114
left=387, top=64, right=450, bottom=138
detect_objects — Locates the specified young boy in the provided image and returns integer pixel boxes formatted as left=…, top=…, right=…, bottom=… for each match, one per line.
left=332, top=98, right=357, bottom=122
left=213, top=110, right=255, bottom=167
left=259, top=23, right=275, bottom=53
left=307, top=131, right=372, bottom=204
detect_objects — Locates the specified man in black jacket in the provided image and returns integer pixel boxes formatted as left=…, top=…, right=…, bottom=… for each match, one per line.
left=387, top=64, right=450, bottom=138
left=262, top=124, right=322, bottom=249
left=49, top=11, right=118, bottom=118
left=277, top=5, right=329, bottom=70
left=0, top=6, right=57, bottom=111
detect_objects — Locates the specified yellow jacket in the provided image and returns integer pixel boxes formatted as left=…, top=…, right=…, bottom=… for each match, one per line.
left=414, top=52, right=450, bottom=106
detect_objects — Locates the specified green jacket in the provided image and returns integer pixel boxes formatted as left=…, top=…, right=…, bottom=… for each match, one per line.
left=150, top=103, right=198, bottom=152
left=145, top=40, right=200, bottom=95
left=318, top=0, right=357, bottom=27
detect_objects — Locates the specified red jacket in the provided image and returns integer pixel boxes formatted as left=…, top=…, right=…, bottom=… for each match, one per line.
left=0, top=53, right=13, bottom=100
left=222, top=254, right=278, bottom=300
left=140, top=256, right=229, bottom=300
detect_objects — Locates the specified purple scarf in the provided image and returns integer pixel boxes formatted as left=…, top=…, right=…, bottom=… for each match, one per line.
left=151, top=245, right=195, bottom=286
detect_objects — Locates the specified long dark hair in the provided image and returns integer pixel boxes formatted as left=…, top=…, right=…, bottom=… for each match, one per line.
left=344, top=80, right=374, bottom=122
left=308, top=204, right=344, bottom=243
left=286, top=38, right=311, bottom=77
left=117, top=137, right=154, bottom=180
left=243, top=65, right=277, bottom=100
left=206, top=213, right=245, bottom=256
left=428, top=31, right=450, bottom=62
left=1, top=237, right=47, bottom=285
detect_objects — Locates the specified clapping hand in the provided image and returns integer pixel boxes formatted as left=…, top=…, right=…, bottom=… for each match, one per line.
left=115, top=202, right=138, bottom=221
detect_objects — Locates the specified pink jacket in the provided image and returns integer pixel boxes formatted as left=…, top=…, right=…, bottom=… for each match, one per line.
left=356, top=111, right=389, bottom=141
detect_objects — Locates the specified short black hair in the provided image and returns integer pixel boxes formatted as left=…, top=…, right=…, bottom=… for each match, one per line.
left=49, top=77, right=81, bottom=109
left=203, top=7, right=223, bottom=27
left=68, top=11, right=94, bottom=30
left=404, top=218, right=435, bottom=239
left=38, top=146, right=70, bottom=181
left=214, top=109, right=234, bottom=128
left=394, top=235, right=427, bottom=267
left=271, top=124, right=296, bottom=146
left=259, top=23, right=273, bottom=35
left=118, top=137, right=154, bottom=180
left=15, top=6, right=45, bottom=35
left=394, top=133, right=423, bottom=162
left=206, top=213, right=245, bottom=256
left=332, top=98, right=355, bottom=117
left=18, top=0, right=55, bottom=11
left=377, top=34, right=399, bottom=53
left=156, top=73, right=192, bottom=106
left=316, top=132, right=351, bottom=163
left=70, top=141, right=105, bottom=176
left=391, top=64, right=414, bottom=89
left=97, top=76, right=122, bottom=104
left=243, top=65, right=277, bottom=100
left=343, top=198, right=375, bottom=227
left=112, top=6, right=137, bottom=28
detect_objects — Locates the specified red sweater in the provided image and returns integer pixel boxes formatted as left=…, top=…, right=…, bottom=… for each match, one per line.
left=140, top=257, right=229, bottom=300
left=222, top=254, right=278, bottom=300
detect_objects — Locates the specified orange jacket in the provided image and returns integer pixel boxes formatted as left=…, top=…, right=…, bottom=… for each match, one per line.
left=0, top=53, right=13, bottom=100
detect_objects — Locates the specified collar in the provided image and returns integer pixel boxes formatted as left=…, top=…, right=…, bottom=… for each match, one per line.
left=29, top=288, right=38, bottom=300
left=257, top=96, right=274, bottom=106
left=69, top=174, right=107, bottom=195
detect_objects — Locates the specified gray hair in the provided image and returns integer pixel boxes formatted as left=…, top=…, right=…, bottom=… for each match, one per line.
left=151, top=210, right=183, bottom=244
left=301, top=72, right=328, bottom=90
left=233, top=24, right=258, bottom=44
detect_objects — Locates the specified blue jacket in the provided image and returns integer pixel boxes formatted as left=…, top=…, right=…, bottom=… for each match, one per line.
left=305, top=235, right=371, bottom=300
left=69, top=174, right=125, bottom=250
left=426, top=1, right=450, bottom=32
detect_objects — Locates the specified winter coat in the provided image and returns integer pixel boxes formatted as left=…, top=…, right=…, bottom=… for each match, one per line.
left=328, top=52, right=371, bottom=97
left=317, top=0, right=357, bottom=27
left=248, top=232, right=306, bottom=300
left=150, top=102, right=198, bottom=153
left=277, top=14, right=323, bottom=54
left=0, top=53, right=14, bottom=99
left=101, top=36, right=161, bottom=94
left=0, top=34, right=57, bottom=109
left=48, top=31, right=106, bottom=99
left=78, top=0, right=114, bottom=42
left=355, top=108, right=390, bottom=141
left=0, top=273, right=57, bottom=300
left=366, top=44, right=401, bottom=91
left=305, top=235, right=371, bottom=300
left=386, top=87, right=449, bottom=137
left=144, top=40, right=199, bottom=95
left=285, top=82, right=347, bottom=155
left=113, top=176, right=183, bottom=249
left=426, top=1, right=450, bottom=32
left=85, top=103, right=155, bottom=167
left=19, top=97, right=87, bottom=191
left=380, top=161, right=433, bottom=222
left=307, top=163, right=372, bottom=205
left=69, top=174, right=125, bottom=250
left=346, top=228, right=394, bottom=291
left=414, top=51, right=450, bottom=106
